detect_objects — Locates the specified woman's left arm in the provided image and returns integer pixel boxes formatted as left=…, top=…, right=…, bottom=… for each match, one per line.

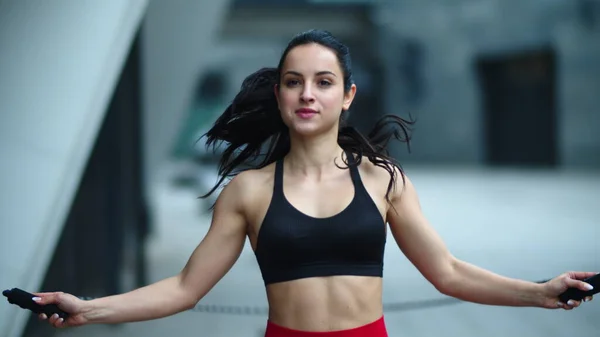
left=386, top=173, right=595, bottom=310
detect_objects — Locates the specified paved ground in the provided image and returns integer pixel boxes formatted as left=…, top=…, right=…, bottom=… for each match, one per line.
left=58, top=165, right=600, bottom=337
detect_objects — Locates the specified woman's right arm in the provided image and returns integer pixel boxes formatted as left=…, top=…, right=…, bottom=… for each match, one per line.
left=37, top=173, right=250, bottom=327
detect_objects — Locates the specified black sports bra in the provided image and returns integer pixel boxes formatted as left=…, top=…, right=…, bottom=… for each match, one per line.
left=254, top=152, right=387, bottom=285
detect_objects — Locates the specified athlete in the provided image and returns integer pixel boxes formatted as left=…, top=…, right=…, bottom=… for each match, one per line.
left=34, top=29, right=595, bottom=336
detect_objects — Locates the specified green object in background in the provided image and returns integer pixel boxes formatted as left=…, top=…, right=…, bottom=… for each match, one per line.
left=171, top=69, right=228, bottom=160
left=170, top=102, right=224, bottom=160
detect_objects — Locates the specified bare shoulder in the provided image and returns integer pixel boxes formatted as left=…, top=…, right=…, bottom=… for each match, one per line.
left=234, top=164, right=275, bottom=194
left=218, top=163, right=276, bottom=213
left=355, top=155, right=409, bottom=195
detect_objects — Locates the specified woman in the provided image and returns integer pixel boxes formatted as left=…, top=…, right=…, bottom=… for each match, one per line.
left=34, top=29, right=595, bottom=336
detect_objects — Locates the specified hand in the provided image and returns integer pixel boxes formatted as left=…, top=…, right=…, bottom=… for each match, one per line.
left=33, top=291, right=90, bottom=328
left=541, top=271, right=596, bottom=310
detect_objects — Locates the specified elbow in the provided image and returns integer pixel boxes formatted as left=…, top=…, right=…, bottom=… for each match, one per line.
left=433, top=276, right=453, bottom=296
left=175, top=274, right=201, bottom=312
left=179, top=290, right=199, bottom=311
left=176, top=293, right=200, bottom=314
left=182, top=299, right=198, bottom=311
left=435, top=277, right=456, bottom=297
left=432, top=257, right=460, bottom=296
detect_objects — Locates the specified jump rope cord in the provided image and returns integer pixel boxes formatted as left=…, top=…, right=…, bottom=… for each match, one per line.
left=174, top=225, right=598, bottom=315
left=186, top=279, right=553, bottom=315
left=74, top=280, right=553, bottom=316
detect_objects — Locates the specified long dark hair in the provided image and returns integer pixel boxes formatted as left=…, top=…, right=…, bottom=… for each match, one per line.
left=200, top=29, right=415, bottom=204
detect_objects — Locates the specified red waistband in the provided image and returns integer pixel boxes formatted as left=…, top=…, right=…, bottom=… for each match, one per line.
left=264, top=316, right=388, bottom=337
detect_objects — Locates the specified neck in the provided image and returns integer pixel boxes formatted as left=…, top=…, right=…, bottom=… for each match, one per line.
left=286, top=130, right=344, bottom=176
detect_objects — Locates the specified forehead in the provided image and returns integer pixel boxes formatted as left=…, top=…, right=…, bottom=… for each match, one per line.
left=282, top=43, right=341, bottom=75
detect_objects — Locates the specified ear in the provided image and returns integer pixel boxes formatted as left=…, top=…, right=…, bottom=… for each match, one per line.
left=342, top=84, right=357, bottom=111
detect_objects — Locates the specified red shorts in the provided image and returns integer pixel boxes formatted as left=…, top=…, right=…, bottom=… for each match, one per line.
left=264, top=316, right=388, bottom=337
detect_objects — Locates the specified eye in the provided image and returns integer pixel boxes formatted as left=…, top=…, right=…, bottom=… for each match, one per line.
left=285, top=79, right=300, bottom=87
left=318, top=80, right=332, bottom=87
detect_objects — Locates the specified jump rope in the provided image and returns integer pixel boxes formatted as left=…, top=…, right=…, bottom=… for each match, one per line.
left=3, top=274, right=599, bottom=319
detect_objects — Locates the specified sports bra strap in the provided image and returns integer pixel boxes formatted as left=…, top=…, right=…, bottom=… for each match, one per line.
left=345, top=150, right=362, bottom=183
left=273, top=158, right=285, bottom=198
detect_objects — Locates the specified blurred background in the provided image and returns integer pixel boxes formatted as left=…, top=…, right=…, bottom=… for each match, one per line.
left=1, top=0, right=599, bottom=336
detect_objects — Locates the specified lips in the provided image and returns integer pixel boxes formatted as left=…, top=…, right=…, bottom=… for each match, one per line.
left=295, top=108, right=318, bottom=119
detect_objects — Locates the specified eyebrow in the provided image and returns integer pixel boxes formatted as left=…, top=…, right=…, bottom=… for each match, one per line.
left=283, top=70, right=337, bottom=77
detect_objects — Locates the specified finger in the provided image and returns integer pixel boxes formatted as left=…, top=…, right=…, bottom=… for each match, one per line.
left=33, top=292, right=62, bottom=305
left=569, top=271, right=599, bottom=280
left=48, top=313, right=59, bottom=326
left=566, top=299, right=581, bottom=308
left=556, top=301, right=574, bottom=310
left=38, top=313, right=47, bottom=320
left=584, top=296, right=593, bottom=302
left=53, top=317, right=65, bottom=328
left=562, top=302, right=574, bottom=310
left=31, top=292, right=54, bottom=300
left=564, top=277, right=594, bottom=292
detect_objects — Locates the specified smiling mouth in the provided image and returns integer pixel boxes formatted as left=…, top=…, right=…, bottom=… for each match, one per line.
left=295, top=109, right=318, bottom=119
left=295, top=108, right=317, bottom=114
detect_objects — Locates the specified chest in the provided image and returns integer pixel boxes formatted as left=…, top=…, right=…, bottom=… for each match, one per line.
left=246, top=166, right=388, bottom=249
left=256, top=192, right=387, bottom=266
left=282, top=173, right=356, bottom=219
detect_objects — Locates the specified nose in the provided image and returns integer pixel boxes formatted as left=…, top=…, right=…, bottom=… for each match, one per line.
left=300, top=84, right=315, bottom=103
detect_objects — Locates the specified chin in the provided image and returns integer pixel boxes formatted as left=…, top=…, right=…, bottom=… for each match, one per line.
left=289, top=122, right=336, bottom=139
left=289, top=124, right=320, bottom=137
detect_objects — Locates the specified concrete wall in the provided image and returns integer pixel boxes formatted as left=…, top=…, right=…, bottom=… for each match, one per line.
left=373, top=0, right=600, bottom=168
left=141, top=0, right=232, bottom=185
left=554, top=20, right=600, bottom=167
left=0, top=1, right=148, bottom=336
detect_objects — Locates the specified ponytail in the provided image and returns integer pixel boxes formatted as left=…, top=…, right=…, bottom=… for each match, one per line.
left=200, top=67, right=288, bottom=199
left=337, top=113, right=414, bottom=204
left=199, top=67, right=415, bottom=204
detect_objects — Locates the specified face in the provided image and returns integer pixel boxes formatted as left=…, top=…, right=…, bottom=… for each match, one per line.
left=275, top=43, right=356, bottom=137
